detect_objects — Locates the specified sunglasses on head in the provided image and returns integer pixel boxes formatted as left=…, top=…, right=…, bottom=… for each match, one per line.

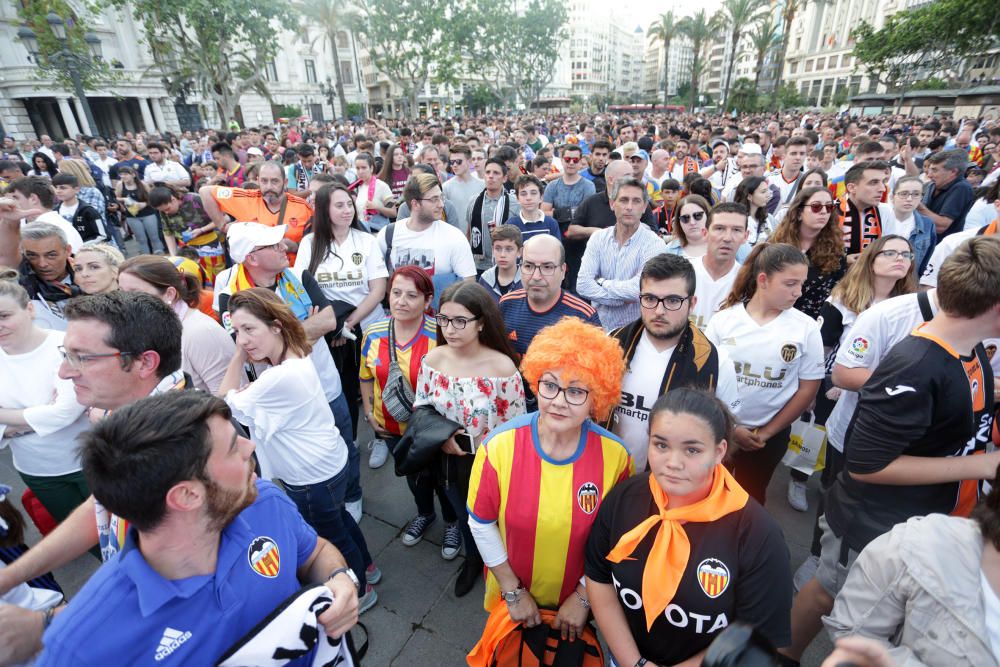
left=679, top=211, right=705, bottom=224
left=806, top=202, right=835, bottom=213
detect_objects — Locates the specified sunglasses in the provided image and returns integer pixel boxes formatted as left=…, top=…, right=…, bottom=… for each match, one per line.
left=562, top=157, right=581, bottom=164
left=806, top=202, right=835, bottom=214
left=449, top=159, right=464, bottom=165
left=678, top=211, right=706, bottom=224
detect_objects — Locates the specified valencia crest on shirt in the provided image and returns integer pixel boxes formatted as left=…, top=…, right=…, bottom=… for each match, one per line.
left=696, top=558, right=730, bottom=598
left=577, top=481, right=600, bottom=514
left=780, top=344, right=798, bottom=363
left=249, top=536, right=281, bottom=578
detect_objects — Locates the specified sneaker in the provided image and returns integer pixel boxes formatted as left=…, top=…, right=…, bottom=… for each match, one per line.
left=346, top=499, right=363, bottom=524
left=441, top=522, right=461, bottom=561
left=787, top=479, right=809, bottom=512
left=368, top=439, right=390, bottom=469
left=358, top=584, right=378, bottom=614
left=793, top=554, right=820, bottom=593
left=401, top=513, right=436, bottom=546
left=365, top=563, right=382, bottom=585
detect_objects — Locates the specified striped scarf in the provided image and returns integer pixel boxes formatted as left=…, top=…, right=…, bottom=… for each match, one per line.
left=228, top=264, right=313, bottom=321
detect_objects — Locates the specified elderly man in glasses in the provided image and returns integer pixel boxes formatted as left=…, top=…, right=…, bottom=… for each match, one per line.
left=605, top=253, right=740, bottom=471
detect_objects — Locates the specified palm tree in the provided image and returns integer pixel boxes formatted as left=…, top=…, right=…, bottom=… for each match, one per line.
left=748, top=14, right=781, bottom=89
left=293, top=0, right=358, bottom=118
left=647, top=11, right=681, bottom=107
left=774, top=0, right=802, bottom=90
left=678, top=10, right=714, bottom=111
left=715, top=0, right=767, bottom=107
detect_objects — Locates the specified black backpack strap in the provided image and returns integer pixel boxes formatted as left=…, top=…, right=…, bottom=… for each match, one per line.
left=384, top=222, right=395, bottom=275
left=917, top=290, right=934, bottom=322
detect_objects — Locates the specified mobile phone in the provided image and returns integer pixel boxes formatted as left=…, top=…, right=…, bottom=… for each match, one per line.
left=454, top=431, right=475, bottom=454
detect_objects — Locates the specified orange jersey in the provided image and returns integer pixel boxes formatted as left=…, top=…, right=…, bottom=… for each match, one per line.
left=208, top=186, right=313, bottom=263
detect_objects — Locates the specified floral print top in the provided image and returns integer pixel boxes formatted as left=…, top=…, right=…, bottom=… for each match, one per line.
left=414, top=361, right=526, bottom=450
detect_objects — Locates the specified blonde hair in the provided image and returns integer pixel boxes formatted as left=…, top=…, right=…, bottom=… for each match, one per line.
left=57, top=159, right=97, bottom=188
left=76, top=243, right=125, bottom=270
left=829, top=234, right=916, bottom=313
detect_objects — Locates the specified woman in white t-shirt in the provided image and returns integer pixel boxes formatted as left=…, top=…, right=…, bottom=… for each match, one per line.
left=706, top=243, right=824, bottom=505
left=219, top=288, right=379, bottom=613
left=354, top=152, right=396, bottom=231
left=0, top=279, right=90, bottom=524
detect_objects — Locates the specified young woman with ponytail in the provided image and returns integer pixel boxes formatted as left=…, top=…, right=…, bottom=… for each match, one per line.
left=704, top=243, right=824, bottom=505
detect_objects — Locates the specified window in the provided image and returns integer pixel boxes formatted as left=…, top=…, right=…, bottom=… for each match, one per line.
left=789, top=61, right=798, bottom=74
left=805, top=59, right=813, bottom=72
left=305, top=59, right=317, bottom=83
left=264, top=59, right=278, bottom=82
left=336, top=31, right=349, bottom=49
left=340, top=61, right=353, bottom=85
left=816, top=57, right=825, bottom=71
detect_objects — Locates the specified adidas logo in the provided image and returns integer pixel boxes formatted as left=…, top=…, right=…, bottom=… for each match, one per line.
left=155, top=627, right=192, bottom=661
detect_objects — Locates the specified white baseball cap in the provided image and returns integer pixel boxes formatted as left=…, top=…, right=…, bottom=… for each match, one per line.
left=227, top=222, right=288, bottom=263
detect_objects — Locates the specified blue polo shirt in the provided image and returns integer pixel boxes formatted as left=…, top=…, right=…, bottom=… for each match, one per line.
left=924, top=174, right=974, bottom=238
left=39, top=481, right=318, bottom=666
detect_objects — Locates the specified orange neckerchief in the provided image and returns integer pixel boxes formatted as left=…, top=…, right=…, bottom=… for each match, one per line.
left=982, top=219, right=999, bottom=236
left=227, top=262, right=256, bottom=294
left=606, top=466, right=748, bottom=631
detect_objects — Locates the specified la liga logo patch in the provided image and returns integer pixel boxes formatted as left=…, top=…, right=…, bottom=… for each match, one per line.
left=696, top=558, right=730, bottom=598
left=849, top=336, right=870, bottom=357
left=248, top=536, right=281, bottom=578
left=577, top=482, right=599, bottom=515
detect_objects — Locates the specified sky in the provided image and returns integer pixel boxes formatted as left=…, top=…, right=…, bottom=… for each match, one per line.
left=627, top=0, right=725, bottom=33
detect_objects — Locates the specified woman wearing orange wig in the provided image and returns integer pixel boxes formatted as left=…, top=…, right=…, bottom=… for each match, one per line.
left=467, top=317, right=633, bottom=644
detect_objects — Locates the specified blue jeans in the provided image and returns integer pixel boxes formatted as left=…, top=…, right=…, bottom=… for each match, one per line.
left=282, top=466, right=372, bottom=593
left=126, top=213, right=165, bottom=254
left=329, top=393, right=361, bottom=504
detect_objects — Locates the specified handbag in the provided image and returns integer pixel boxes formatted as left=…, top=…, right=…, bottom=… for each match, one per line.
left=781, top=412, right=827, bottom=476
left=380, top=318, right=415, bottom=423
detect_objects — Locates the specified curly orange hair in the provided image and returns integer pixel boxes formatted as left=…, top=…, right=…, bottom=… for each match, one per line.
left=520, top=317, right=625, bottom=421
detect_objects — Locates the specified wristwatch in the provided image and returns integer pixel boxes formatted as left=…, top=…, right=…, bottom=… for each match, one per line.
left=501, top=584, right=524, bottom=605
left=328, top=566, right=359, bottom=588
left=633, top=659, right=648, bottom=667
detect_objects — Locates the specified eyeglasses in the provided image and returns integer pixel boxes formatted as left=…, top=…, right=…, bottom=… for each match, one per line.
left=876, top=249, right=914, bottom=261
left=521, top=261, right=559, bottom=276
left=253, top=242, right=285, bottom=254
left=436, top=314, right=480, bottom=330
left=806, top=202, right=836, bottom=213
left=537, top=379, right=590, bottom=405
left=639, top=294, right=691, bottom=311
left=678, top=211, right=706, bottom=224
left=894, top=191, right=922, bottom=199
left=449, top=159, right=464, bottom=166
left=562, top=157, right=581, bottom=164
left=58, top=346, right=136, bottom=370
left=419, top=195, right=444, bottom=204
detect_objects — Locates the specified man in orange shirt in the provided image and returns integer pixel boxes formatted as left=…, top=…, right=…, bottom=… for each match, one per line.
left=199, top=161, right=313, bottom=261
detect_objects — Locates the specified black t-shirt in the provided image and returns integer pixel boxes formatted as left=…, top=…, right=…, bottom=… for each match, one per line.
left=826, top=332, right=994, bottom=551
left=584, top=473, right=792, bottom=665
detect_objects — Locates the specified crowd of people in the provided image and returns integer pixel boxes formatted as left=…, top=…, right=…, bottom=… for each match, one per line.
left=1, top=108, right=1000, bottom=666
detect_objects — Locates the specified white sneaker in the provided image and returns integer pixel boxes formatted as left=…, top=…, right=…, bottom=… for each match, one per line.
left=368, top=439, right=390, bottom=469
left=787, top=479, right=809, bottom=512
left=346, top=499, right=363, bottom=524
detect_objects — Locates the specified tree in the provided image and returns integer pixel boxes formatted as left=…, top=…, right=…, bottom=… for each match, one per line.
left=294, top=0, right=359, bottom=119
left=355, top=0, right=459, bottom=117
left=462, top=84, right=500, bottom=114
left=715, top=0, right=767, bottom=107
left=748, top=13, right=781, bottom=89
left=678, top=10, right=714, bottom=111
left=647, top=11, right=682, bottom=108
left=851, top=0, right=998, bottom=107
left=773, top=0, right=801, bottom=90
left=462, top=0, right=568, bottom=108
left=728, top=77, right=758, bottom=112
left=104, top=0, right=294, bottom=123
left=771, top=82, right=805, bottom=109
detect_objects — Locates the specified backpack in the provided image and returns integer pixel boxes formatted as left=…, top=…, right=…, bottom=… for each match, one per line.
left=470, top=607, right=604, bottom=667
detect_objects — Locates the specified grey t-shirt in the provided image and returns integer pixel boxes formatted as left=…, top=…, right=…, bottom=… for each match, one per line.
left=443, top=175, right=484, bottom=234
left=543, top=177, right=596, bottom=211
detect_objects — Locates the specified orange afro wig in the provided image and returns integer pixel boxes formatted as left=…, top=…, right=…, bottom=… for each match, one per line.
left=520, top=317, right=625, bottom=421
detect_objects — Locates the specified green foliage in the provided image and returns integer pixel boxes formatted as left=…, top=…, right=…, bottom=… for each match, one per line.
left=714, top=0, right=768, bottom=105
left=345, top=102, right=365, bottom=118
left=747, top=13, right=780, bottom=88
left=102, top=0, right=295, bottom=122
left=770, top=83, right=805, bottom=109
left=773, top=0, right=800, bottom=90
left=462, top=85, right=500, bottom=114
left=461, top=0, right=568, bottom=108
left=851, top=0, right=999, bottom=91
left=678, top=10, right=714, bottom=111
left=17, top=0, right=121, bottom=91
left=294, top=0, right=360, bottom=120
left=728, top=77, right=758, bottom=112
left=830, top=87, right=849, bottom=107
left=911, top=77, right=952, bottom=91
left=277, top=105, right=303, bottom=118
left=648, top=11, right=681, bottom=107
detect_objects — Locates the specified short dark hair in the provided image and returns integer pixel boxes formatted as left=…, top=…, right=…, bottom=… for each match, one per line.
left=845, top=160, right=890, bottom=185
left=514, top=174, right=543, bottom=194
left=592, top=140, right=614, bottom=153
left=855, top=141, right=885, bottom=157
left=8, top=176, right=55, bottom=209
left=80, top=391, right=232, bottom=531
left=661, top=178, right=681, bottom=192
left=710, top=201, right=749, bottom=229
left=146, top=142, right=166, bottom=153
left=485, top=157, right=508, bottom=176
left=640, top=253, right=696, bottom=296
left=561, top=144, right=583, bottom=158
left=63, top=291, right=183, bottom=379
left=51, top=173, right=79, bottom=188
left=52, top=143, right=71, bottom=157
left=211, top=142, right=235, bottom=158
left=296, top=143, right=315, bottom=158
left=786, top=136, right=812, bottom=150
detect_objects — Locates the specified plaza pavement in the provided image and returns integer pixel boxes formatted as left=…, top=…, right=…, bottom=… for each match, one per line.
left=0, top=419, right=833, bottom=666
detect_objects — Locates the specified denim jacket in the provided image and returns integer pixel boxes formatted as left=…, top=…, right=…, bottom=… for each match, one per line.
left=908, top=211, right=937, bottom=276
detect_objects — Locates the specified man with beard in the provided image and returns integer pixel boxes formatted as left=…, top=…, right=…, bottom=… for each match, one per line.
left=0, top=292, right=190, bottom=664
left=607, top=253, right=739, bottom=472
left=36, top=391, right=359, bottom=665
left=580, top=139, right=612, bottom=193
left=200, top=161, right=313, bottom=261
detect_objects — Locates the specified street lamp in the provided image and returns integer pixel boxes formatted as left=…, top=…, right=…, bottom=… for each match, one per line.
left=18, top=14, right=101, bottom=137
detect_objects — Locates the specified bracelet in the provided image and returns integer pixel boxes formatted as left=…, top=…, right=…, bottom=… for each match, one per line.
left=574, top=589, right=590, bottom=609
